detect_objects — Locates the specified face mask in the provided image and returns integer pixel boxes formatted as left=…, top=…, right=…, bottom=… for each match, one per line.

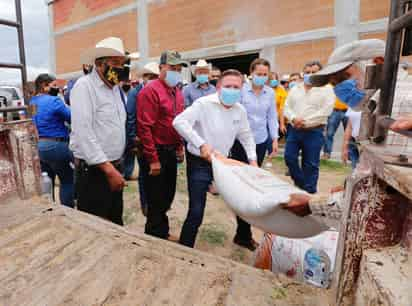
left=165, top=70, right=181, bottom=87
left=48, top=87, right=59, bottom=96
left=270, top=79, right=279, bottom=88
left=103, top=64, right=123, bottom=86
left=289, top=81, right=297, bottom=89
left=219, top=87, right=241, bottom=106
left=196, top=74, right=209, bottom=84
left=210, top=79, right=218, bottom=87
left=303, top=74, right=312, bottom=85
left=252, top=75, right=268, bottom=87
left=333, top=79, right=366, bottom=108
left=122, top=84, right=131, bottom=92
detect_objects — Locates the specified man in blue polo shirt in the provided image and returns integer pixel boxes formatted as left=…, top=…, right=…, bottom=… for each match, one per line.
left=183, top=59, right=216, bottom=108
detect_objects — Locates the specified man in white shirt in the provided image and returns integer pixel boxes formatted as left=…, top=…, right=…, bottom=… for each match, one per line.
left=173, top=69, right=257, bottom=248
left=70, top=37, right=128, bottom=225
left=283, top=61, right=335, bottom=194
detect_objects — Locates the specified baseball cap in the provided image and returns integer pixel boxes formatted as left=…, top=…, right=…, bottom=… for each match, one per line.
left=310, top=39, right=386, bottom=87
left=159, top=50, right=189, bottom=66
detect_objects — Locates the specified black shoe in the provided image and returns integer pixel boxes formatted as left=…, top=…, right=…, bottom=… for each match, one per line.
left=233, top=236, right=259, bottom=251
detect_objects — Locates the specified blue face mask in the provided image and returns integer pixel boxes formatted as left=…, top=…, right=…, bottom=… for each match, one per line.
left=289, top=81, right=297, bottom=89
left=196, top=74, right=209, bottom=84
left=219, top=87, right=241, bottom=106
left=303, top=74, right=312, bottom=85
left=270, top=79, right=279, bottom=88
left=252, top=75, right=268, bottom=87
left=165, top=70, right=181, bottom=87
left=333, top=79, right=366, bottom=108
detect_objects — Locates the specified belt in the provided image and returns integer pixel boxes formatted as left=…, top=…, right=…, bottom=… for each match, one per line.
left=39, top=137, right=68, bottom=142
left=333, top=108, right=347, bottom=112
left=297, top=124, right=325, bottom=131
left=156, top=144, right=178, bottom=151
left=74, top=158, right=122, bottom=168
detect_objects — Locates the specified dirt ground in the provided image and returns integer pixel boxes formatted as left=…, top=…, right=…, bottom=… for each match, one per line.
left=123, top=155, right=351, bottom=267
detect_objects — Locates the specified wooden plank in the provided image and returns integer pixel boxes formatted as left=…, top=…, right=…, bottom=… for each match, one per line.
left=0, top=200, right=328, bottom=306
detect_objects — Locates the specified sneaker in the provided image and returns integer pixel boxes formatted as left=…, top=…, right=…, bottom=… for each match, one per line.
left=233, top=236, right=259, bottom=251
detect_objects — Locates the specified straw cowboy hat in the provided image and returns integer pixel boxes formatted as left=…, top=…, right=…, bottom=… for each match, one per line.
left=81, top=37, right=133, bottom=65
left=310, top=39, right=385, bottom=87
left=190, top=59, right=211, bottom=75
left=140, top=62, right=160, bottom=76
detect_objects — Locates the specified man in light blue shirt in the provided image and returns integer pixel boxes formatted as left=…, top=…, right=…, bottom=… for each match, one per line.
left=183, top=59, right=216, bottom=107
left=230, top=58, right=279, bottom=251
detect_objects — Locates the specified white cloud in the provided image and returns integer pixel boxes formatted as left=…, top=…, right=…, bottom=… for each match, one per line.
left=0, top=0, right=49, bottom=84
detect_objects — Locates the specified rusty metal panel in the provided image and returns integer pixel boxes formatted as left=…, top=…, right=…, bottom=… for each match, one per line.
left=0, top=121, right=41, bottom=201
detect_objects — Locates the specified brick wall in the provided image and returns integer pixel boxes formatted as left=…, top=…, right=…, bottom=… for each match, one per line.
left=53, top=0, right=134, bottom=30
left=148, top=0, right=334, bottom=57
left=55, top=11, right=138, bottom=74
left=360, top=0, right=390, bottom=22
left=275, top=39, right=335, bottom=74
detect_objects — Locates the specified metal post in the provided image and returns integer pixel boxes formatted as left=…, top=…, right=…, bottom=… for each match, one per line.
left=374, top=0, right=405, bottom=142
left=14, top=0, right=28, bottom=104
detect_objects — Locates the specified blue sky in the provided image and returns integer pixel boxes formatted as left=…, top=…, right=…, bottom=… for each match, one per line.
left=0, top=0, right=49, bottom=84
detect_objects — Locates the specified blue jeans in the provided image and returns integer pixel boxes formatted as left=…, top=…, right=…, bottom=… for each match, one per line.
left=38, top=140, right=74, bottom=207
left=137, top=157, right=147, bottom=212
left=123, top=150, right=136, bottom=179
left=324, top=109, right=348, bottom=155
left=284, top=126, right=324, bottom=194
left=348, top=138, right=360, bottom=169
left=180, top=153, right=213, bottom=247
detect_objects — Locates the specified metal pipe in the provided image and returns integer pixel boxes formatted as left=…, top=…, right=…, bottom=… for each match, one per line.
left=15, top=0, right=28, bottom=105
left=0, top=106, right=28, bottom=113
left=0, top=62, right=23, bottom=69
left=0, top=18, right=19, bottom=28
left=373, top=0, right=405, bottom=143
left=389, top=9, right=412, bottom=33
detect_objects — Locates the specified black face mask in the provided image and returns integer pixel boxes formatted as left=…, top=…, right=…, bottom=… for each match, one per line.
left=83, top=67, right=90, bottom=75
left=48, top=87, right=59, bottom=96
left=210, top=79, right=218, bottom=87
left=122, top=84, right=131, bottom=92
left=103, top=64, right=124, bottom=86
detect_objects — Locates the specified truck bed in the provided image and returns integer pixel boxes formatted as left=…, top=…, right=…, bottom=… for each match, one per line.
left=0, top=198, right=330, bottom=306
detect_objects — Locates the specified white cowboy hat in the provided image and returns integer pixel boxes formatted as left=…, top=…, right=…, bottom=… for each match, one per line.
left=140, top=62, right=160, bottom=76
left=190, top=59, right=211, bottom=75
left=81, top=37, right=126, bottom=65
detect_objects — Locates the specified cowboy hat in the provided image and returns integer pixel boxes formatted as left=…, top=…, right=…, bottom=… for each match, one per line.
left=190, top=59, right=211, bottom=75
left=80, top=37, right=126, bottom=65
left=310, top=39, right=385, bottom=87
left=140, top=62, right=160, bottom=76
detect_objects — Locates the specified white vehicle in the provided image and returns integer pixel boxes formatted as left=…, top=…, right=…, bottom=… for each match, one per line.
left=0, top=86, right=25, bottom=121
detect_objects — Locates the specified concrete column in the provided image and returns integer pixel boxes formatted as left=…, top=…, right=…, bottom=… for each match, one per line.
left=335, top=0, right=360, bottom=47
left=137, top=0, right=149, bottom=63
left=259, top=46, right=276, bottom=70
left=47, top=2, right=56, bottom=74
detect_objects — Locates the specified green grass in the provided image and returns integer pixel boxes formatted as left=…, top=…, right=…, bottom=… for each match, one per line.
left=231, top=247, right=247, bottom=262
left=271, top=287, right=287, bottom=300
left=198, top=223, right=227, bottom=246
left=270, top=156, right=351, bottom=174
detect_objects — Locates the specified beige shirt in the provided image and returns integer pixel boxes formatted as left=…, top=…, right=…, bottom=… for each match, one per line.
left=283, top=83, right=335, bottom=128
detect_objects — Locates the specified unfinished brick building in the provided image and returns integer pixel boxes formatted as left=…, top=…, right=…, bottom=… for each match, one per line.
left=46, top=0, right=389, bottom=79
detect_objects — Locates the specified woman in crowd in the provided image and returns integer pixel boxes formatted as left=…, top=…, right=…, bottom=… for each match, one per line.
left=30, top=73, right=74, bottom=207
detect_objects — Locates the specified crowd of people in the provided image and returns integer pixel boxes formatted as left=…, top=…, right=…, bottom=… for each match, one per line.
left=28, top=36, right=412, bottom=251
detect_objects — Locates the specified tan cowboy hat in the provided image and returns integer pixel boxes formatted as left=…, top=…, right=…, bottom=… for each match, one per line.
left=80, top=37, right=126, bottom=65
left=190, top=59, right=211, bottom=75
left=139, top=62, right=160, bottom=76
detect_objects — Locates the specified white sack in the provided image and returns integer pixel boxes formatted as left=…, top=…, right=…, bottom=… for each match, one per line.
left=211, top=156, right=329, bottom=238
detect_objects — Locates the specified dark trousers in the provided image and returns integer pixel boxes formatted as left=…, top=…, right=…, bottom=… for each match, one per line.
left=230, top=140, right=267, bottom=241
left=141, top=147, right=177, bottom=239
left=179, top=152, right=213, bottom=247
left=348, top=137, right=360, bottom=170
left=76, top=161, right=124, bottom=225
left=284, top=125, right=324, bottom=194
left=123, top=150, right=136, bottom=179
left=137, top=156, right=148, bottom=212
